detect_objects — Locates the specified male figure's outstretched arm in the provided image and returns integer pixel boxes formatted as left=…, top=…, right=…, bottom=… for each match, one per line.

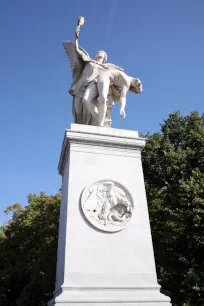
left=119, top=86, right=128, bottom=118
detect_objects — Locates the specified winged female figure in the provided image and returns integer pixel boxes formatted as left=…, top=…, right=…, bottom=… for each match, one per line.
left=63, top=17, right=142, bottom=127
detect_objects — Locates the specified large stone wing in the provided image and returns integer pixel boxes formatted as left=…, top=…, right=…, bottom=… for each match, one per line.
left=62, top=40, right=90, bottom=83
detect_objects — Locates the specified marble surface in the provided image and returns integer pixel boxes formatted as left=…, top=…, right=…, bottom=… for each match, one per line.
left=48, top=124, right=171, bottom=305
left=81, top=180, right=134, bottom=232
left=62, top=16, right=142, bottom=126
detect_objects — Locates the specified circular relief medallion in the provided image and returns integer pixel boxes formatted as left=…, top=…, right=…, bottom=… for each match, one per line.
left=81, top=180, right=134, bottom=232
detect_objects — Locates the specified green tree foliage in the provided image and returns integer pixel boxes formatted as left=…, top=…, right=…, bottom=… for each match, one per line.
left=0, top=192, right=60, bottom=306
left=142, top=111, right=204, bottom=306
left=0, top=111, right=203, bottom=306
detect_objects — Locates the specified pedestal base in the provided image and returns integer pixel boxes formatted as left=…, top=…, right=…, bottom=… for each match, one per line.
left=48, top=125, right=171, bottom=306
left=48, top=286, right=171, bottom=305
left=48, top=286, right=171, bottom=306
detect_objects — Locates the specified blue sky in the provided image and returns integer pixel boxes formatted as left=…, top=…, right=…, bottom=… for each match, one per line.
left=0, top=0, right=204, bottom=224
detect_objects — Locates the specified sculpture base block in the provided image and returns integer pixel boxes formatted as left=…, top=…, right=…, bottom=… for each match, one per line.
left=48, top=124, right=171, bottom=306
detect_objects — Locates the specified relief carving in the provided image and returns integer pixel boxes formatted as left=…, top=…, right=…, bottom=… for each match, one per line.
left=81, top=180, right=134, bottom=232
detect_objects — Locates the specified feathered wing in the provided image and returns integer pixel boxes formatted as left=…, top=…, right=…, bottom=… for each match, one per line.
left=62, top=40, right=91, bottom=83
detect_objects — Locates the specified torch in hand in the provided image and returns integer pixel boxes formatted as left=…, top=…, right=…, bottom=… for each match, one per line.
left=75, top=16, right=85, bottom=39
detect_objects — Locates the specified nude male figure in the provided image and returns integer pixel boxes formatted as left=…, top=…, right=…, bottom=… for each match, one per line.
left=82, top=66, right=142, bottom=126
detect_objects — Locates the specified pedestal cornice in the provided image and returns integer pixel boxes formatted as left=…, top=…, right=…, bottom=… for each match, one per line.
left=58, top=124, right=146, bottom=175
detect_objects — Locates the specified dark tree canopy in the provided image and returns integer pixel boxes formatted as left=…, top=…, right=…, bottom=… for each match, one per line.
left=0, top=192, right=60, bottom=306
left=142, top=111, right=204, bottom=306
left=0, top=111, right=203, bottom=306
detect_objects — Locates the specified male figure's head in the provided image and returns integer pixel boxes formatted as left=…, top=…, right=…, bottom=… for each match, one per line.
left=94, top=51, right=107, bottom=64
left=129, top=78, right=142, bottom=94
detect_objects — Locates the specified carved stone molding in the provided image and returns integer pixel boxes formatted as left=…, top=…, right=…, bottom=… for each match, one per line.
left=58, top=125, right=146, bottom=175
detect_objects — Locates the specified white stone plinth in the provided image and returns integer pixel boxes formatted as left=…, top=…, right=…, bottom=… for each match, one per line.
left=48, top=124, right=171, bottom=305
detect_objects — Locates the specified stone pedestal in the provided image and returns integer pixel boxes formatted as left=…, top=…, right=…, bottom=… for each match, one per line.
left=48, top=124, right=171, bottom=306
